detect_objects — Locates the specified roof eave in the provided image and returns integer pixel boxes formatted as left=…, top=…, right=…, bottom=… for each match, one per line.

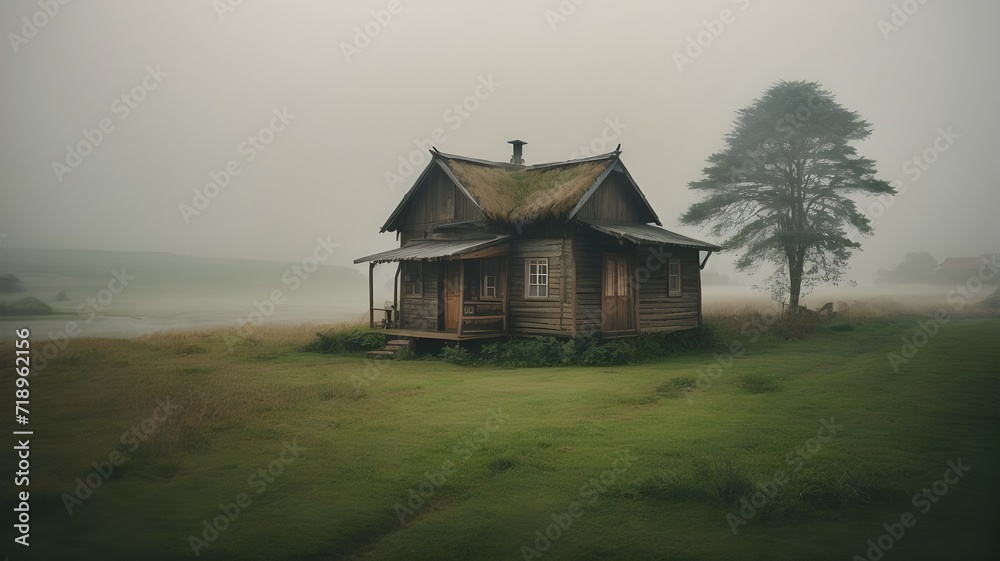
left=583, top=220, right=721, bottom=252
left=353, top=235, right=509, bottom=264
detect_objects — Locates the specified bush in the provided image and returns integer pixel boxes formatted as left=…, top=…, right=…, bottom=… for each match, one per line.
left=578, top=338, right=635, bottom=366
left=631, top=326, right=721, bottom=359
left=629, top=459, right=754, bottom=505
left=439, top=344, right=475, bottom=365
left=480, top=337, right=572, bottom=367
left=771, top=311, right=824, bottom=340
left=304, top=326, right=387, bottom=353
left=429, top=326, right=720, bottom=368
left=786, top=463, right=903, bottom=509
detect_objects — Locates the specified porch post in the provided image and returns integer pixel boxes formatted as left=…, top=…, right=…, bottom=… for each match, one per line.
left=369, top=262, right=375, bottom=329
left=503, top=258, right=510, bottom=335
left=393, top=262, right=401, bottom=326
left=457, top=260, right=465, bottom=337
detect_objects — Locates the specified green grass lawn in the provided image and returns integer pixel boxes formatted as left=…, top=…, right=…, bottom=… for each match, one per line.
left=4, top=318, right=999, bottom=560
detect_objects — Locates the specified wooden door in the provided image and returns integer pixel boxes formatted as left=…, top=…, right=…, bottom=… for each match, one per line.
left=443, top=261, right=461, bottom=331
left=602, top=253, right=635, bottom=334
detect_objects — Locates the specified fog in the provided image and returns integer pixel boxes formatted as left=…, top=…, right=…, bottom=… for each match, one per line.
left=2, top=0, right=999, bottom=322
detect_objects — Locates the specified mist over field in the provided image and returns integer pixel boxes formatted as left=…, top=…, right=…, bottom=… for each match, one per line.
left=1, top=247, right=997, bottom=341
left=0, top=248, right=367, bottom=340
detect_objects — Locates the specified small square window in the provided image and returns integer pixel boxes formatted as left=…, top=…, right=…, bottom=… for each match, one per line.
left=668, top=260, right=681, bottom=297
left=403, top=261, right=422, bottom=297
left=482, top=258, right=499, bottom=299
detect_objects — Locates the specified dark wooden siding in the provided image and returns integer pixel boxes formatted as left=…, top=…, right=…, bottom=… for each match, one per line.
left=397, top=166, right=484, bottom=242
left=508, top=236, right=574, bottom=337
left=575, top=171, right=657, bottom=224
left=400, top=261, right=439, bottom=330
left=636, top=247, right=701, bottom=333
left=573, top=232, right=618, bottom=337
left=574, top=231, right=702, bottom=336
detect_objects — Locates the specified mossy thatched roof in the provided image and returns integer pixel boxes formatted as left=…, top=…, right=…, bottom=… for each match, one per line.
left=440, top=155, right=616, bottom=223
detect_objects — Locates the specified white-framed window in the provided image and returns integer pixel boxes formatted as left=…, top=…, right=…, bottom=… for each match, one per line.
left=402, top=261, right=422, bottom=297
left=668, top=259, right=681, bottom=297
left=482, top=258, right=498, bottom=299
left=526, top=258, right=549, bottom=298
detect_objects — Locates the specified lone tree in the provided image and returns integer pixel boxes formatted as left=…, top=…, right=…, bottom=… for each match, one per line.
left=681, top=81, right=893, bottom=311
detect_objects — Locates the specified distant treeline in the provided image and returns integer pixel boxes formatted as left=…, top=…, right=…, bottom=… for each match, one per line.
left=877, top=252, right=999, bottom=284
left=0, top=273, right=24, bottom=293
left=0, top=296, right=54, bottom=316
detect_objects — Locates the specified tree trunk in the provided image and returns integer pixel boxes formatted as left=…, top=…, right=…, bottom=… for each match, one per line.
left=789, top=270, right=801, bottom=312
left=788, top=248, right=804, bottom=313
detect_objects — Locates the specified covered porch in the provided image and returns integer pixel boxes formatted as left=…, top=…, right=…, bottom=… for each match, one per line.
left=354, top=236, right=511, bottom=339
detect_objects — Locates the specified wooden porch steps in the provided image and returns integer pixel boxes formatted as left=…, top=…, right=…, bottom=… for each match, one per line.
left=366, top=338, right=414, bottom=360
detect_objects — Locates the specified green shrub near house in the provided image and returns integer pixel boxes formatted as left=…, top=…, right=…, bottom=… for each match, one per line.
left=436, top=326, right=721, bottom=367
left=304, top=325, right=387, bottom=353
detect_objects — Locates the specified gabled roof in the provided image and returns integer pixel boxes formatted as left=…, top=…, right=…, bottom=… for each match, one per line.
left=381, top=149, right=661, bottom=232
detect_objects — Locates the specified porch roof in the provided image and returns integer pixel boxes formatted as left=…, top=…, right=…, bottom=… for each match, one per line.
left=353, top=235, right=510, bottom=264
left=584, top=220, right=721, bottom=251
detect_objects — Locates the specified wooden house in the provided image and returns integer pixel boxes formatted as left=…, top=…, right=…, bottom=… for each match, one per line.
left=354, top=141, right=720, bottom=340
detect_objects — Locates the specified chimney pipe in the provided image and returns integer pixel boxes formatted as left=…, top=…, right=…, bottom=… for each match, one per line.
left=508, top=139, right=527, bottom=165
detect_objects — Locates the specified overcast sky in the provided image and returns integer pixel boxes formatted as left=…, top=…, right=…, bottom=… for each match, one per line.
left=1, top=0, right=997, bottom=283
